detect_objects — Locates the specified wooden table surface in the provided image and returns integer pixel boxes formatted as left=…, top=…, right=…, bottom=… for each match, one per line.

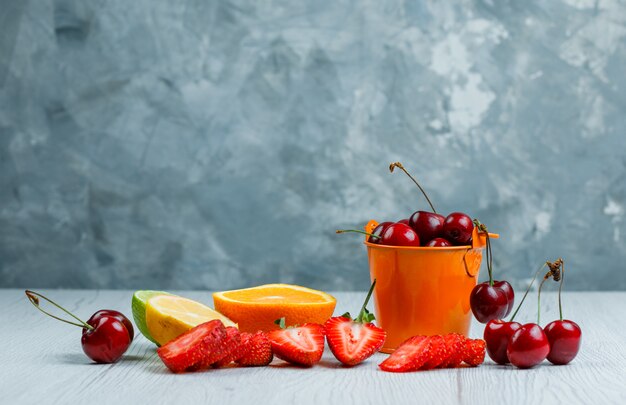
left=1, top=289, right=625, bottom=405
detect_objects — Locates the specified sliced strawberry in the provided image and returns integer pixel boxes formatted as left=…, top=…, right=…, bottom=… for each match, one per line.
left=378, top=335, right=431, bottom=372
left=267, top=323, right=325, bottom=367
left=325, top=316, right=386, bottom=366
left=211, top=326, right=242, bottom=368
left=157, top=319, right=227, bottom=373
left=235, top=331, right=273, bottom=367
left=421, top=335, right=446, bottom=370
left=440, top=333, right=467, bottom=368
left=463, top=338, right=486, bottom=366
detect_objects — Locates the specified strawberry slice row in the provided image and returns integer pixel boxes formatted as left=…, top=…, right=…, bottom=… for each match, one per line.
left=379, top=333, right=486, bottom=372
left=157, top=320, right=273, bottom=373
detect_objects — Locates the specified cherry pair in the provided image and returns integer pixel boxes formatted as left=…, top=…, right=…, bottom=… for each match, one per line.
left=483, top=259, right=581, bottom=369
left=25, top=290, right=134, bottom=363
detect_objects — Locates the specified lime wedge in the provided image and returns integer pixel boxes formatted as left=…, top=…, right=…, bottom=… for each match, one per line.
left=132, top=290, right=173, bottom=345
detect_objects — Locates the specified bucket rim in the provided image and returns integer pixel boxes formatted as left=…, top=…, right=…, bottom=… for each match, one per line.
left=363, top=241, right=475, bottom=251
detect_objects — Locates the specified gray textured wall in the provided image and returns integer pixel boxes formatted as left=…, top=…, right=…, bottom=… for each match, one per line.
left=1, top=0, right=625, bottom=291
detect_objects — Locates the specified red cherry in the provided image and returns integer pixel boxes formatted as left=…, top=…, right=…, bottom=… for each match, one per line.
left=544, top=320, right=581, bottom=365
left=469, top=282, right=509, bottom=323
left=484, top=319, right=521, bottom=364
left=381, top=223, right=421, bottom=247
left=25, top=290, right=133, bottom=364
left=88, top=310, right=134, bottom=341
left=424, top=237, right=452, bottom=247
left=82, top=315, right=132, bottom=363
left=369, top=221, right=393, bottom=244
left=397, top=219, right=410, bottom=225
left=493, top=280, right=515, bottom=317
left=408, top=211, right=445, bottom=243
left=507, top=323, right=550, bottom=369
left=442, top=212, right=474, bottom=245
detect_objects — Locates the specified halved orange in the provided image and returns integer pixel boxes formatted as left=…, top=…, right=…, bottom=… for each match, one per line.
left=213, top=284, right=337, bottom=333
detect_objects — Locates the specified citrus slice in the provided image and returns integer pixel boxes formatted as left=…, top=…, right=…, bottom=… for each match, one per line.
left=145, top=295, right=237, bottom=346
left=213, top=284, right=337, bottom=333
left=132, top=290, right=173, bottom=345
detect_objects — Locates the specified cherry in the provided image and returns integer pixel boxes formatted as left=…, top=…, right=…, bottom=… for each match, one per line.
left=442, top=212, right=474, bottom=245
left=25, top=290, right=132, bottom=364
left=469, top=222, right=514, bottom=323
left=493, top=280, right=515, bottom=317
left=507, top=323, right=550, bottom=368
left=544, top=320, right=581, bottom=365
left=381, top=223, right=421, bottom=247
left=470, top=284, right=508, bottom=323
left=397, top=219, right=410, bottom=226
left=540, top=258, right=581, bottom=365
left=424, top=237, right=452, bottom=247
left=88, top=310, right=134, bottom=341
left=369, top=222, right=393, bottom=244
left=409, top=211, right=445, bottom=243
left=484, top=319, right=521, bottom=364
left=82, top=315, right=132, bottom=363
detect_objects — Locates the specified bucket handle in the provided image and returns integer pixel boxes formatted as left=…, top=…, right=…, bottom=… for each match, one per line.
left=464, top=228, right=499, bottom=277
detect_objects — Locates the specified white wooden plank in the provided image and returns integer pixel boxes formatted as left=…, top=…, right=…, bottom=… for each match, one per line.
left=0, top=289, right=624, bottom=405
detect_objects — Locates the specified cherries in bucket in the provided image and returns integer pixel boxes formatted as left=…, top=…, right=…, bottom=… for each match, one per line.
left=336, top=162, right=477, bottom=248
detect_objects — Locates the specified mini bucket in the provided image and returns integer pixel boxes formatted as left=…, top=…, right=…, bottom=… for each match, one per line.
left=364, top=220, right=498, bottom=353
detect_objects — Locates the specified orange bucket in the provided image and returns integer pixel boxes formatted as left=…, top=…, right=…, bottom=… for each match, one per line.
left=364, top=220, right=498, bottom=353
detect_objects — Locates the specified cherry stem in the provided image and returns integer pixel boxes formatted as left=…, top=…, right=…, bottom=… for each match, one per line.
left=24, top=290, right=94, bottom=330
left=558, top=260, right=565, bottom=321
left=473, top=219, right=493, bottom=286
left=389, top=162, right=437, bottom=214
left=336, top=229, right=379, bottom=239
left=508, top=263, right=546, bottom=322
left=355, top=279, right=376, bottom=323
left=537, top=277, right=549, bottom=325
left=486, top=233, right=493, bottom=286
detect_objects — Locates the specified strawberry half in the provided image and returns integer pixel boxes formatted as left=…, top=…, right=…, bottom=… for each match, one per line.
left=157, top=319, right=227, bottom=373
left=325, top=280, right=386, bottom=366
left=235, top=331, right=273, bottom=367
left=463, top=338, right=486, bottom=366
left=267, top=321, right=325, bottom=367
left=378, top=335, right=431, bottom=372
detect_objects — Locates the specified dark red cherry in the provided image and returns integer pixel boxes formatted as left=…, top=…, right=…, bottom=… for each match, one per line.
left=381, top=223, right=421, bottom=247
left=544, top=320, right=581, bottom=365
left=25, top=290, right=133, bottom=365
left=442, top=212, right=474, bottom=245
left=492, top=280, right=515, bottom=317
left=484, top=319, right=521, bottom=364
left=507, top=323, right=550, bottom=369
left=409, top=211, right=445, bottom=242
left=469, top=283, right=509, bottom=323
left=397, top=219, right=410, bottom=225
left=369, top=221, right=393, bottom=244
left=424, top=237, right=452, bottom=247
left=88, top=310, right=134, bottom=341
left=82, top=315, right=132, bottom=363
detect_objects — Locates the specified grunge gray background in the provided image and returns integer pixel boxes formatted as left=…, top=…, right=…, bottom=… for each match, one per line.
left=1, top=0, right=625, bottom=290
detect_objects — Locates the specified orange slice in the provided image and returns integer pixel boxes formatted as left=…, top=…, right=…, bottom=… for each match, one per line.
left=213, top=284, right=337, bottom=333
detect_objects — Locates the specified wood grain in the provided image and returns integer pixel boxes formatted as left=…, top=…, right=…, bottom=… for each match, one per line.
left=1, top=290, right=624, bottom=405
